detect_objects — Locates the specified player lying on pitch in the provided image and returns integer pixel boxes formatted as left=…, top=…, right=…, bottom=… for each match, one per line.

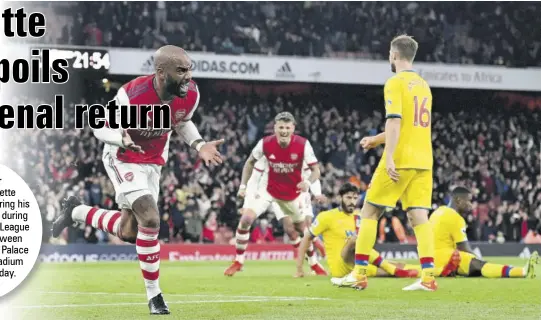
left=225, top=112, right=326, bottom=276
left=295, top=183, right=420, bottom=282
left=431, top=186, right=539, bottom=279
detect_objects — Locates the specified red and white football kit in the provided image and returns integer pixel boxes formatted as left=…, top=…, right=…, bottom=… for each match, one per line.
left=244, top=159, right=322, bottom=220
left=96, top=75, right=200, bottom=209
left=244, top=134, right=318, bottom=223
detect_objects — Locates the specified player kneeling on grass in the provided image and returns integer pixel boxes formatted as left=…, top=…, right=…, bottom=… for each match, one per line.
left=431, top=186, right=539, bottom=279
left=295, top=183, right=419, bottom=283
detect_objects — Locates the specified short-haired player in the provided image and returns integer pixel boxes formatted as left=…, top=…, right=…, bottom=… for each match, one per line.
left=224, top=112, right=324, bottom=276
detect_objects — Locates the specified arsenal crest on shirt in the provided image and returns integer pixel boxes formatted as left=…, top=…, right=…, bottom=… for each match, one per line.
left=291, top=153, right=298, bottom=160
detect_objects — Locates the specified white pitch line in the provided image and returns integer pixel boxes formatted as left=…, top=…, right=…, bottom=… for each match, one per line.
left=30, top=291, right=331, bottom=301
left=15, top=298, right=321, bottom=310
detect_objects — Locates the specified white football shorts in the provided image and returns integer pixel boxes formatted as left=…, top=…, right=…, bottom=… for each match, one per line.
left=103, top=152, right=161, bottom=210
left=243, top=187, right=304, bottom=223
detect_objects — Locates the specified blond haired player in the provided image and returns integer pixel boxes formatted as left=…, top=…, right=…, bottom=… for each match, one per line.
left=431, top=187, right=539, bottom=279
left=350, top=35, right=437, bottom=291
left=296, top=183, right=419, bottom=283
left=227, top=156, right=327, bottom=276
left=224, top=112, right=325, bottom=276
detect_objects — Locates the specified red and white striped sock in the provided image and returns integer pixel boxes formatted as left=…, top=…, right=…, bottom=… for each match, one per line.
left=72, top=205, right=121, bottom=236
left=136, top=226, right=162, bottom=300
left=235, top=226, right=250, bottom=264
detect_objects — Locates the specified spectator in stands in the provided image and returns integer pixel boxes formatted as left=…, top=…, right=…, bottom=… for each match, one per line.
left=182, top=211, right=203, bottom=243
left=19, top=1, right=541, bottom=67
left=251, top=219, right=275, bottom=244
left=4, top=79, right=540, bottom=245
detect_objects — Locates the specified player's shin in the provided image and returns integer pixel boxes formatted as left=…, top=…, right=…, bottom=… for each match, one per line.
left=409, top=211, right=436, bottom=282
left=136, top=226, right=162, bottom=300
left=234, top=212, right=255, bottom=264
left=481, top=263, right=526, bottom=278
left=235, top=227, right=250, bottom=264
left=72, top=204, right=122, bottom=237
left=353, top=218, right=378, bottom=275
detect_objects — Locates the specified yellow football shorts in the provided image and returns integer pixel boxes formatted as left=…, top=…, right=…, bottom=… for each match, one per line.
left=365, top=166, right=432, bottom=211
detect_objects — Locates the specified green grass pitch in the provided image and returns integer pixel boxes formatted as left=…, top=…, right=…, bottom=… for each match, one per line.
left=7, top=258, right=541, bottom=320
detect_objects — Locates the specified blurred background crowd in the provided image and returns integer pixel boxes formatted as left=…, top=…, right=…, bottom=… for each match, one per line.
left=22, top=1, right=541, bottom=67
left=5, top=1, right=541, bottom=247
left=5, top=80, right=541, bottom=246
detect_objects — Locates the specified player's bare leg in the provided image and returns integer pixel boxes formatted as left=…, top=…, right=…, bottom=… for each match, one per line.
left=130, top=194, right=169, bottom=315
left=118, top=209, right=139, bottom=243
left=224, top=208, right=257, bottom=276
left=51, top=196, right=168, bottom=314
left=402, top=209, right=437, bottom=292
left=290, top=219, right=327, bottom=275
left=52, top=196, right=136, bottom=243
left=351, top=202, right=383, bottom=290
left=304, top=216, right=326, bottom=258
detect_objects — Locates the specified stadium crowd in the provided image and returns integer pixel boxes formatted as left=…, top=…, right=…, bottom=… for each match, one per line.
left=20, top=1, right=541, bottom=67
left=4, top=80, right=541, bottom=246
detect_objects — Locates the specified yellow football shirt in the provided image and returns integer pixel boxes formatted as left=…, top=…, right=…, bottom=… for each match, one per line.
left=309, top=208, right=360, bottom=275
left=382, top=70, right=433, bottom=170
left=429, top=206, right=468, bottom=250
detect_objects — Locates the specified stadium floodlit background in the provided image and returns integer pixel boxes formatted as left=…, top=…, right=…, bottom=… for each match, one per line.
left=2, top=2, right=541, bottom=319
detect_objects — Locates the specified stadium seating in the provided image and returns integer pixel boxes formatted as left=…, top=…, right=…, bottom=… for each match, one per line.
left=25, top=1, right=541, bottom=67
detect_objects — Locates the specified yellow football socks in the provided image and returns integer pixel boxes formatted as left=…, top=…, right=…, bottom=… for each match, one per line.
left=413, top=222, right=436, bottom=282
left=369, top=249, right=397, bottom=275
left=481, top=263, right=524, bottom=278
left=353, top=219, right=378, bottom=274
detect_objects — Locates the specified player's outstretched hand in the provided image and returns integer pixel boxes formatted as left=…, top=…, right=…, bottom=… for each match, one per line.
left=386, top=158, right=400, bottom=182
left=121, top=130, right=144, bottom=153
left=360, top=136, right=377, bottom=150
left=314, top=195, right=328, bottom=205
left=199, top=139, right=225, bottom=166
left=297, top=181, right=310, bottom=193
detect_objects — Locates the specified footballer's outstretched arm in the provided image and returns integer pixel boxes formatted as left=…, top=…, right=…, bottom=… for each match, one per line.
left=174, top=120, right=204, bottom=151
left=372, top=132, right=386, bottom=145
left=296, top=232, right=315, bottom=275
